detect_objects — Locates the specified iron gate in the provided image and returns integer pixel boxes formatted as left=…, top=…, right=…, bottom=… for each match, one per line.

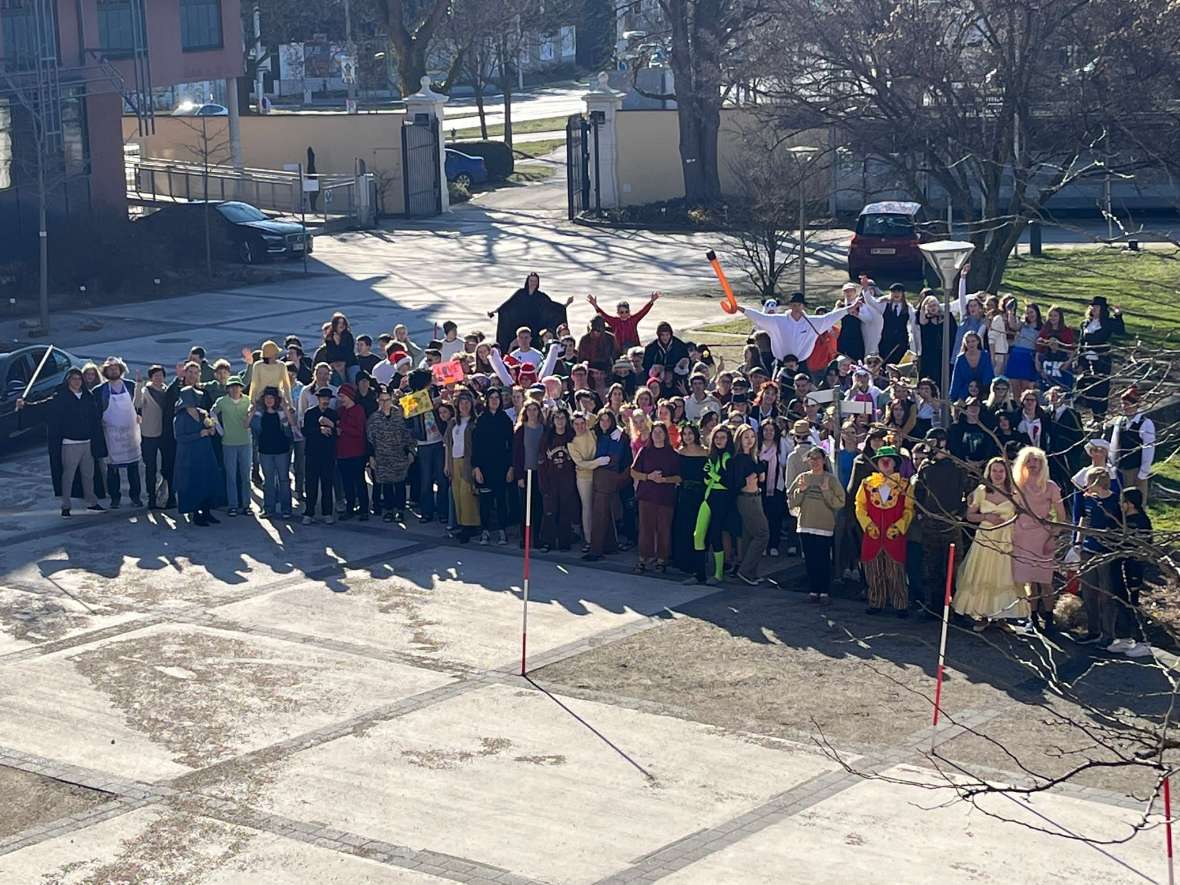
left=402, top=116, right=442, bottom=216
left=566, top=113, right=590, bottom=220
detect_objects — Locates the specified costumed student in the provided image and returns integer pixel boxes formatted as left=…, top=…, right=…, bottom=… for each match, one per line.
left=854, top=445, right=915, bottom=616
left=487, top=272, right=574, bottom=351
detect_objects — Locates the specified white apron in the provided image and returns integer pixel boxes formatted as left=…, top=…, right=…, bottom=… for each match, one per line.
left=103, top=387, right=142, bottom=466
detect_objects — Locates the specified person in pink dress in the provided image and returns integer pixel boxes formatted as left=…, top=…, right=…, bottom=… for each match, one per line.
left=1012, top=446, right=1066, bottom=633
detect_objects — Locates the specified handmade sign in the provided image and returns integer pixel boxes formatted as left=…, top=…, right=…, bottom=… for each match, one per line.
left=400, top=388, right=433, bottom=419
left=432, top=359, right=465, bottom=386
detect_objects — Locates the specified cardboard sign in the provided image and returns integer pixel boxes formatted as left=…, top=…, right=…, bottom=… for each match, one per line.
left=841, top=399, right=875, bottom=415
left=400, top=388, right=433, bottom=419
left=432, top=359, right=465, bottom=387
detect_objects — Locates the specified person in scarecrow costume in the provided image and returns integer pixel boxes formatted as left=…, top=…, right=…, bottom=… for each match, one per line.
left=854, top=444, right=915, bottom=616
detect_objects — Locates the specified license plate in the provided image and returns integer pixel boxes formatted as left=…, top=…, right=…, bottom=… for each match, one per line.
left=870, top=248, right=896, bottom=255
left=290, top=240, right=304, bottom=251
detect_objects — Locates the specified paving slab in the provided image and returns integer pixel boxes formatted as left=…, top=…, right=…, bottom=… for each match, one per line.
left=661, top=762, right=1161, bottom=885
left=0, top=805, right=449, bottom=884
left=0, top=622, right=453, bottom=781
left=213, top=552, right=712, bottom=671
left=210, top=682, right=839, bottom=884
left=0, top=521, right=418, bottom=618
left=0, top=584, right=143, bottom=657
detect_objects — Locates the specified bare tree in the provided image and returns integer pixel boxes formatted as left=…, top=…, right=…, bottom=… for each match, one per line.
left=177, top=117, right=232, bottom=276
left=756, top=0, right=1180, bottom=291
left=371, top=0, right=452, bottom=96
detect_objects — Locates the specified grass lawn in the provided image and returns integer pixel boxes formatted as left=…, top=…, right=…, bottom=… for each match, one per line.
left=1003, top=247, right=1180, bottom=346
left=450, top=114, right=569, bottom=140
left=513, top=138, right=566, bottom=159
left=507, top=165, right=557, bottom=184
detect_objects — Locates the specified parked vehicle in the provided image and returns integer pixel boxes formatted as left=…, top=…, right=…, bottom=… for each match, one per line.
left=445, top=149, right=489, bottom=188
left=138, top=201, right=313, bottom=265
left=0, top=346, right=81, bottom=440
left=847, top=201, right=934, bottom=281
left=171, top=102, right=228, bottom=117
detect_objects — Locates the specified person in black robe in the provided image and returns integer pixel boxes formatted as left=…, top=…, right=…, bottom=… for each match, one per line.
left=488, top=272, right=570, bottom=350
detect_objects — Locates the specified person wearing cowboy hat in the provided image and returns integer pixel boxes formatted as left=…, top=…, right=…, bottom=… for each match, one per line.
left=739, top=291, right=849, bottom=362
left=212, top=374, right=252, bottom=515
left=1075, top=295, right=1125, bottom=422
left=173, top=386, right=222, bottom=526
left=95, top=356, right=143, bottom=509
left=1070, top=438, right=1121, bottom=530
left=854, top=445, right=915, bottom=615
left=1109, top=385, right=1155, bottom=502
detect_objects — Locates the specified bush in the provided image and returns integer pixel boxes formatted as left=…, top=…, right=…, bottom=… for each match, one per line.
left=451, top=140, right=514, bottom=181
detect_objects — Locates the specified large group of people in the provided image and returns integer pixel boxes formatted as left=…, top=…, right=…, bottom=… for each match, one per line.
left=22, top=270, right=1158, bottom=655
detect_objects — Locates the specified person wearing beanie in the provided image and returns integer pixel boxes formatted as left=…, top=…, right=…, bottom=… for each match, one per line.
left=245, top=340, right=293, bottom=406
left=335, top=383, right=369, bottom=520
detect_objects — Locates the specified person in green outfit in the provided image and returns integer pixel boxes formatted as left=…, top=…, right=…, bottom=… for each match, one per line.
left=213, top=375, right=252, bottom=515
left=690, top=425, right=735, bottom=585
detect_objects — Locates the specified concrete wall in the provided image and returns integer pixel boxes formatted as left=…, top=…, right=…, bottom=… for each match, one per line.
left=124, top=112, right=407, bottom=215
left=613, top=109, right=828, bottom=206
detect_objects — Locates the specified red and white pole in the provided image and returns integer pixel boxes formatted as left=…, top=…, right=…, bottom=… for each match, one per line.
left=520, top=468, right=533, bottom=676
left=932, top=543, right=957, bottom=729
left=1165, top=776, right=1175, bottom=885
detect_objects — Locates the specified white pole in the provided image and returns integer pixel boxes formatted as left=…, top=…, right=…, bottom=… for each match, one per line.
left=20, top=345, right=53, bottom=400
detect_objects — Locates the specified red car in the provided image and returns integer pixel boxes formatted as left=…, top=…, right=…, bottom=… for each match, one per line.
left=847, top=201, right=933, bottom=281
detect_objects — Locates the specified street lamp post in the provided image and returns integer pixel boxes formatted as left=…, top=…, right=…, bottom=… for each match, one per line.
left=919, top=240, right=975, bottom=425
left=787, top=145, right=820, bottom=296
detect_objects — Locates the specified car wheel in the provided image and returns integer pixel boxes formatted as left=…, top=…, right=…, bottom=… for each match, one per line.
left=454, top=173, right=472, bottom=189
left=238, top=239, right=258, bottom=265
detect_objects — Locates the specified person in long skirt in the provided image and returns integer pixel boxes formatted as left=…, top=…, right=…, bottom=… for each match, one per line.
left=953, top=457, right=1027, bottom=630
left=444, top=390, right=481, bottom=541
left=788, top=446, right=846, bottom=604
left=854, top=445, right=914, bottom=615
left=1012, top=446, right=1065, bottom=632
left=172, top=387, right=222, bottom=526
left=671, top=424, right=708, bottom=573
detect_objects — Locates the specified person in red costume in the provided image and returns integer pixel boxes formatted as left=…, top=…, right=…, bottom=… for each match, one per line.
left=855, top=445, right=915, bottom=616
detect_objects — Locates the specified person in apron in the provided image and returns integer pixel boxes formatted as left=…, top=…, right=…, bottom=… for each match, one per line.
left=96, top=357, right=143, bottom=508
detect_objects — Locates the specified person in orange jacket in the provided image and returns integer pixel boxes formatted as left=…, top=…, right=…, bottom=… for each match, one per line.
left=854, top=445, right=915, bottom=616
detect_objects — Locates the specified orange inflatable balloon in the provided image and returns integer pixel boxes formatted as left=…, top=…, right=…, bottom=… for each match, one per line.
left=706, top=250, right=739, bottom=314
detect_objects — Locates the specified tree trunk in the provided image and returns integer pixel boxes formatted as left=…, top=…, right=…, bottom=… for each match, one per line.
left=497, top=38, right=513, bottom=152
left=475, top=76, right=488, bottom=140
left=395, top=40, right=429, bottom=96
left=677, top=93, right=722, bottom=205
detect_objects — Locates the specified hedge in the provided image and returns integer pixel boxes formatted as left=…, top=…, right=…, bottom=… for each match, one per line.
left=450, top=140, right=514, bottom=181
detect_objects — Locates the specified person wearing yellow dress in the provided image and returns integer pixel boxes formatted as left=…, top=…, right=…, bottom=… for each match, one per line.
left=952, top=456, right=1028, bottom=630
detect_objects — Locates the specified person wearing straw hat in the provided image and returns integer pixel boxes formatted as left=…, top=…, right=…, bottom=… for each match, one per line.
left=854, top=445, right=915, bottom=615
left=95, top=356, right=143, bottom=508
left=213, top=375, right=252, bottom=516
left=245, top=340, right=292, bottom=406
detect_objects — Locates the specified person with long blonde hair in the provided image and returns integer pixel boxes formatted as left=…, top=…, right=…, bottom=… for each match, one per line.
left=1011, top=446, right=1065, bottom=632
left=953, top=456, right=1027, bottom=630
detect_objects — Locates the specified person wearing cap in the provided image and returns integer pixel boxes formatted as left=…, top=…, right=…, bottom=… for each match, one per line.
left=587, top=291, right=659, bottom=350
left=1109, top=386, right=1155, bottom=502
left=1075, top=295, right=1125, bottom=421
left=854, top=445, right=915, bottom=615
left=782, top=418, right=818, bottom=556
left=910, top=427, right=970, bottom=616
left=953, top=457, right=1026, bottom=630
left=245, top=340, right=293, bottom=407
left=334, top=383, right=369, bottom=520
left=788, top=446, right=846, bottom=603
left=249, top=386, right=295, bottom=519
left=302, top=386, right=338, bottom=523
left=213, top=375, right=252, bottom=515
left=93, top=356, right=142, bottom=509
left=173, top=386, right=222, bottom=526
left=739, top=291, right=848, bottom=362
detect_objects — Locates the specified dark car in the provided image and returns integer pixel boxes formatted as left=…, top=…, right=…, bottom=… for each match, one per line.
left=139, top=201, right=313, bottom=265
left=847, top=201, right=934, bottom=281
left=445, top=149, right=489, bottom=188
left=1, top=346, right=81, bottom=441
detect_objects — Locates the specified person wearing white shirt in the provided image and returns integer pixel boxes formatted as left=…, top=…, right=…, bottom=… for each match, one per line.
left=439, top=321, right=465, bottom=361
left=740, top=291, right=848, bottom=361
left=507, top=327, right=544, bottom=367
left=489, top=341, right=561, bottom=388
left=1109, top=387, right=1155, bottom=501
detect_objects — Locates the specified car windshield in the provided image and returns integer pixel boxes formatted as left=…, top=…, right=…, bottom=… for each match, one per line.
left=217, top=203, right=268, bottom=223
left=857, top=213, right=915, bottom=237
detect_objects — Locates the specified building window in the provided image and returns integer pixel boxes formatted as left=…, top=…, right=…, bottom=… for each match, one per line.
left=61, top=88, right=89, bottom=175
left=0, top=100, right=11, bottom=190
left=180, top=0, right=221, bottom=52
left=2, top=0, right=57, bottom=70
left=98, top=0, right=143, bottom=58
